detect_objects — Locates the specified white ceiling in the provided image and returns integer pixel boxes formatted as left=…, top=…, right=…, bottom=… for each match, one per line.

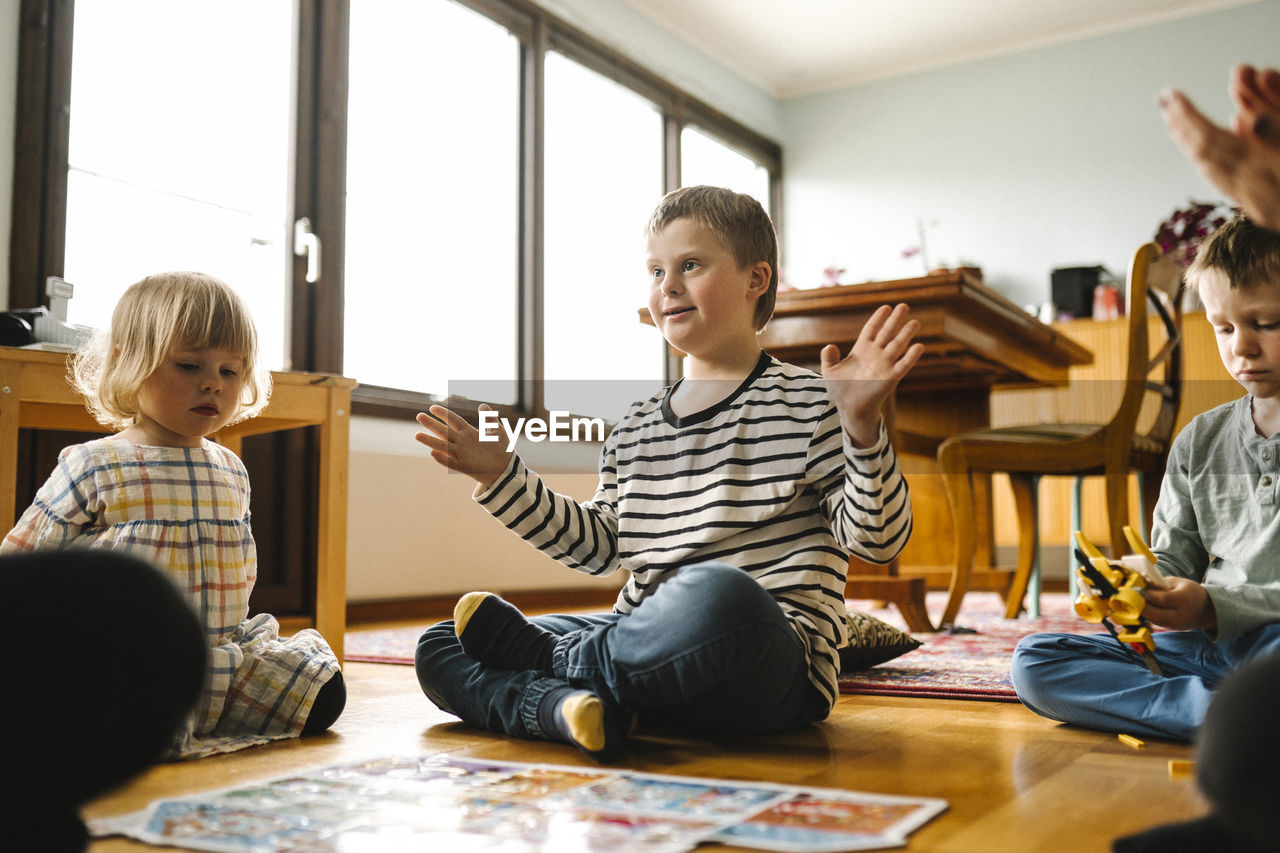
left=617, top=0, right=1265, bottom=97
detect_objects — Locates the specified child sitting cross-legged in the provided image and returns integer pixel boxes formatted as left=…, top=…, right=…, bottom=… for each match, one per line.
left=1012, top=215, right=1280, bottom=743
left=413, top=185, right=923, bottom=761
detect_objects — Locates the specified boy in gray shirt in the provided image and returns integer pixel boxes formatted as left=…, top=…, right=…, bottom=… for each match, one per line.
left=1013, top=215, right=1280, bottom=741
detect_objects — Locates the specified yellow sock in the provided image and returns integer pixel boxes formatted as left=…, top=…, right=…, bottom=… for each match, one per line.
left=453, top=591, right=491, bottom=637
left=559, top=692, right=606, bottom=753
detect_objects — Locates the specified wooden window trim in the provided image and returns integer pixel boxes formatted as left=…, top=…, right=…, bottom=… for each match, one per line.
left=9, top=0, right=73, bottom=309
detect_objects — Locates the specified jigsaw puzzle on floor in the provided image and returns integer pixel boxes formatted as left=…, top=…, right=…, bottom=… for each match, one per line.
left=91, top=754, right=946, bottom=852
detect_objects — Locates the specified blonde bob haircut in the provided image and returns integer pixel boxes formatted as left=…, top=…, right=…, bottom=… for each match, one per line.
left=72, top=271, right=272, bottom=431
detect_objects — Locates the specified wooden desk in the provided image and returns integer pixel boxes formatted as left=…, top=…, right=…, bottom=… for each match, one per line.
left=0, top=346, right=356, bottom=660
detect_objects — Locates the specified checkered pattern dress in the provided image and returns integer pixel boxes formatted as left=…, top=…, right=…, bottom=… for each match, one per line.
left=1, top=437, right=340, bottom=759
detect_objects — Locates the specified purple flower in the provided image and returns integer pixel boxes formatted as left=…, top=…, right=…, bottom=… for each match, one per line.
left=1155, top=201, right=1237, bottom=268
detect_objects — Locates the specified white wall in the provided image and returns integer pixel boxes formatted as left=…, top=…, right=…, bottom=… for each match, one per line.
left=778, top=1, right=1280, bottom=306
left=345, top=415, right=619, bottom=601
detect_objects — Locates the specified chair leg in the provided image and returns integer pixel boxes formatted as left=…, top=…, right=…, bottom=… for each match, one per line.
left=938, top=443, right=977, bottom=628
left=1003, top=474, right=1040, bottom=619
left=1070, top=476, right=1083, bottom=587
left=1105, top=471, right=1130, bottom=558
left=1138, top=471, right=1161, bottom=542
left=1026, top=482, right=1042, bottom=620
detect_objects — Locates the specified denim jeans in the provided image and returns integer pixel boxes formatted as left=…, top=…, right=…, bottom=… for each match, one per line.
left=415, top=562, right=829, bottom=743
left=1010, top=622, right=1280, bottom=741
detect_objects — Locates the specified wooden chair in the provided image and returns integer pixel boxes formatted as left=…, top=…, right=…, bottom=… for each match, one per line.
left=936, top=242, right=1185, bottom=626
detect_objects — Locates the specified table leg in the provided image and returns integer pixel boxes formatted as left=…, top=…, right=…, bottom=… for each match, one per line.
left=314, top=387, right=350, bottom=662
left=0, top=361, right=19, bottom=530
left=845, top=572, right=933, bottom=633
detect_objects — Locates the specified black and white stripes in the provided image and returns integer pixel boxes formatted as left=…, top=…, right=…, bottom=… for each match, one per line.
left=476, top=352, right=913, bottom=709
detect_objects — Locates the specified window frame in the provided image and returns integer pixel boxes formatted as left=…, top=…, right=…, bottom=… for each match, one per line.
left=8, top=0, right=783, bottom=424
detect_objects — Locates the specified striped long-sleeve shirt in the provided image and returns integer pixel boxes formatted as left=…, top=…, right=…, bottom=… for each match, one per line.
left=476, top=352, right=913, bottom=710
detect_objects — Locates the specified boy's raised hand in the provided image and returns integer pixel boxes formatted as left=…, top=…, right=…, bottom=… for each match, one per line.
left=820, top=302, right=924, bottom=447
left=415, top=404, right=512, bottom=490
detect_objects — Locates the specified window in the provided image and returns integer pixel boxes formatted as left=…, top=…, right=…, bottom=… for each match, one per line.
left=11, top=0, right=782, bottom=420
left=680, top=125, right=772, bottom=211
left=542, top=51, right=665, bottom=419
left=344, top=0, right=520, bottom=403
left=62, top=0, right=294, bottom=369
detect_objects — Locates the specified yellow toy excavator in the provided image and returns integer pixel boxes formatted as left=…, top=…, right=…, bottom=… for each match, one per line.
left=1072, top=526, right=1168, bottom=676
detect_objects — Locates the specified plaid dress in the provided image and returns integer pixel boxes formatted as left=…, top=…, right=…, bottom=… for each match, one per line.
left=1, top=437, right=339, bottom=758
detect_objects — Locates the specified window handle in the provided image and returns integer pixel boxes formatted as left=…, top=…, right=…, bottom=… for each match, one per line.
left=293, top=217, right=322, bottom=283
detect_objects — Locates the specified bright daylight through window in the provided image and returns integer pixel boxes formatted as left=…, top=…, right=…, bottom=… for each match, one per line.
left=52, top=0, right=778, bottom=414
left=345, top=0, right=519, bottom=402
left=542, top=51, right=666, bottom=419
left=62, top=0, right=293, bottom=371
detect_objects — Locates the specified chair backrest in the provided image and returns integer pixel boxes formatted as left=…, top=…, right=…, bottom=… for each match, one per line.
left=1109, top=242, right=1185, bottom=452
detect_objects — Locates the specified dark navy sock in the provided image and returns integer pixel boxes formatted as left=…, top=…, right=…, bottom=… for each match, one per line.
left=536, top=687, right=630, bottom=763
left=454, top=592, right=557, bottom=673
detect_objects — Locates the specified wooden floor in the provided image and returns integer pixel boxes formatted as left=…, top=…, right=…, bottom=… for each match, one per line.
left=86, top=635, right=1207, bottom=853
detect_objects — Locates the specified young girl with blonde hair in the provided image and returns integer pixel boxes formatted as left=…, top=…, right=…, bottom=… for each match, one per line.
left=2, top=271, right=344, bottom=758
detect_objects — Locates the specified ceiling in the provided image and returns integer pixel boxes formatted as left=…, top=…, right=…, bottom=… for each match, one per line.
left=617, top=0, right=1264, bottom=97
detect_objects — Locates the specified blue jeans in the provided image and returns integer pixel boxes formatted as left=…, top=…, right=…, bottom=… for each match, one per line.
left=1010, top=622, right=1280, bottom=741
left=415, top=563, right=829, bottom=743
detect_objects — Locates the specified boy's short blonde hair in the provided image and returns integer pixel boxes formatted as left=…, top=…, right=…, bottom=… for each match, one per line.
left=73, top=271, right=272, bottom=430
left=645, top=185, right=779, bottom=331
left=1186, top=214, right=1280, bottom=292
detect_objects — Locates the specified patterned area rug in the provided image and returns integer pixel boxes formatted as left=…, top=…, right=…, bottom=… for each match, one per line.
left=344, top=625, right=432, bottom=665
left=838, top=591, right=1094, bottom=702
left=343, top=592, right=1100, bottom=703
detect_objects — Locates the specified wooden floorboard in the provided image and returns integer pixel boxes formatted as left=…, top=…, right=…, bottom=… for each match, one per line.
left=85, top=657, right=1206, bottom=852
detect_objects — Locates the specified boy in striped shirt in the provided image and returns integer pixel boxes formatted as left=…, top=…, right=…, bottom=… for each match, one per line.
left=414, top=186, right=922, bottom=760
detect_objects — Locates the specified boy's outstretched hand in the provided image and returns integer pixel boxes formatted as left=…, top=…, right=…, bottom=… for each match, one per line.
left=820, top=302, right=924, bottom=447
left=415, top=404, right=512, bottom=490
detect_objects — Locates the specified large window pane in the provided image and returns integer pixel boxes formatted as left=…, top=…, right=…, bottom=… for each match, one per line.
left=63, top=1, right=293, bottom=370
left=345, top=0, right=519, bottom=402
left=544, top=52, right=665, bottom=419
left=680, top=125, right=771, bottom=211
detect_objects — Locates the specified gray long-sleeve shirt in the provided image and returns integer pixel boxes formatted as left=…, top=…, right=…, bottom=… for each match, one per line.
left=1152, top=394, right=1280, bottom=640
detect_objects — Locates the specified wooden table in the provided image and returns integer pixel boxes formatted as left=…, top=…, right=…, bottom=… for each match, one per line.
left=645, top=270, right=1093, bottom=630
left=0, top=346, right=356, bottom=659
